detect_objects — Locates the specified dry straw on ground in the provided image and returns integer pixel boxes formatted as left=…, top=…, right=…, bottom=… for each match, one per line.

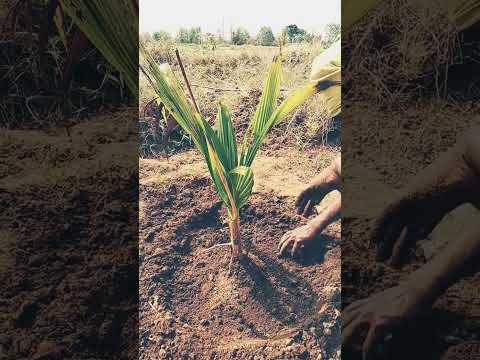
left=139, top=42, right=335, bottom=156
left=343, top=0, right=461, bottom=108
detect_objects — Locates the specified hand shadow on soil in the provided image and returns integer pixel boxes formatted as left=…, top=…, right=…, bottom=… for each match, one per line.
left=237, top=252, right=319, bottom=327
left=296, top=233, right=338, bottom=266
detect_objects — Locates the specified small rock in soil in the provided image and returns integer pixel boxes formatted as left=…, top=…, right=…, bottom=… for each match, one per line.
left=17, top=337, right=32, bottom=355
left=158, top=348, right=169, bottom=359
left=200, top=319, right=209, bottom=326
left=0, top=334, right=11, bottom=346
left=293, top=330, right=303, bottom=342
left=32, top=340, right=61, bottom=360
left=145, top=231, right=156, bottom=243
left=28, top=254, right=44, bottom=267
left=287, top=313, right=297, bottom=322
left=15, top=300, right=39, bottom=328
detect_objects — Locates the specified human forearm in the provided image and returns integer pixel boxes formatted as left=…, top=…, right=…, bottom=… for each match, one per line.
left=402, top=131, right=480, bottom=214
left=404, top=219, right=480, bottom=305
left=307, top=191, right=341, bottom=236
left=310, top=155, right=341, bottom=192
left=296, top=155, right=341, bottom=216
left=373, top=128, right=480, bottom=266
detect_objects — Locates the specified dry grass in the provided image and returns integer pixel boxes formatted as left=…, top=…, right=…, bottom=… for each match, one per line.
left=342, top=0, right=480, bottom=189
left=1, top=1, right=129, bottom=129
left=343, top=0, right=461, bottom=109
left=139, top=41, right=336, bottom=155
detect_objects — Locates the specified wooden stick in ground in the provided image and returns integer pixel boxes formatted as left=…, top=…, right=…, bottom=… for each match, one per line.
left=175, top=48, right=201, bottom=114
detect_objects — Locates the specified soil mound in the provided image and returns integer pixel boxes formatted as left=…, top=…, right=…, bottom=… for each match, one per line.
left=140, top=178, right=341, bottom=359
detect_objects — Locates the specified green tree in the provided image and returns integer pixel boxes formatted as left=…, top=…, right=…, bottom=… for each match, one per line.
left=282, top=24, right=307, bottom=43
left=188, top=27, right=202, bottom=44
left=231, top=27, right=250, bottom=45
left=176, top=27, right=202, bottom=44
left=322, top=23, right=341, bottom=48
left=153, top=30, right=172, bottom=43
left=176, top=28, right=189, bottom=43
left=256, top=26, right=275, bottom=46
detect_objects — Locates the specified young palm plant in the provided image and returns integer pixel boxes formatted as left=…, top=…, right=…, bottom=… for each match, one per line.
left=140, top=43, right=324, bottom=261
left=58, top=0, right=139, bottom=97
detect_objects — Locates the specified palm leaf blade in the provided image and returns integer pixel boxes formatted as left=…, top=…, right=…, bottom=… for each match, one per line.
left=59, top=0, right=138, bottom=97
left=240, top=82, right=318, bottom=167
left=230, top=166, right=254, bottom=209
left=216, top=103, right=238, bottom=171
left=239, top=57, right=282, bottom=165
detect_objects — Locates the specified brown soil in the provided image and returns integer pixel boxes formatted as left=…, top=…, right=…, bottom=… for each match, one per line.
left=343, top=216, right=480, bottom=360
left=342, top=101, right=480, bottom=360
left=0, top=110, right=138, bottom=359
left=139, top=148, right=341, bottom=359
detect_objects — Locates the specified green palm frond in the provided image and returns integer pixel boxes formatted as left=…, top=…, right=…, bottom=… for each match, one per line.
left=59, top=0, right=138, bottom=97
left=230, top=165, right=254, bottom=209
left=215, top=103, right=238, bottom=171
left=239, top=56, right=282, bottom=166
left=141, top=42, right=237, bottom=214
left=251, top=56, right=282, bottom=138
left=53, top=6, right=67, bottom=49
left=141, top=43, right=205, bottom=152
left=239, top=61, right=318, bottom=167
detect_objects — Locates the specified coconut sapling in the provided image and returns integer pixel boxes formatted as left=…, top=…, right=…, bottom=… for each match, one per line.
left=140, top=43, right=329, bottom=263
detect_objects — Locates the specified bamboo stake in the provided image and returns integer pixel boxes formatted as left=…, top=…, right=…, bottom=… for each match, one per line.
left=175, top=48, right=201, bottom=114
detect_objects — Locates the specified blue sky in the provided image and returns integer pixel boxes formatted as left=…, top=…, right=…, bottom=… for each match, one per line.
left=139, top=0, right=341, bottom=36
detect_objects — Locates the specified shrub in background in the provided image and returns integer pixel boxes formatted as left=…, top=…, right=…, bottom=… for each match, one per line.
left=231, top=27, right=250, bottom=45
left=256, top=26, right=276, bottom=46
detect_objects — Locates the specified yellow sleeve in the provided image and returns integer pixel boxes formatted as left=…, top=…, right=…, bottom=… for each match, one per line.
left=310, top=40, right=341, bottom=118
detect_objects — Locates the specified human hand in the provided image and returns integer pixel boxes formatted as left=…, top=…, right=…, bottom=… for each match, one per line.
left=295, top=182, right=332, bottom=217
left=342, top=283, right=427, bottom=359
left=371, top=196, right=444, bottom=268
left=278, top=224, right=315, bottom=257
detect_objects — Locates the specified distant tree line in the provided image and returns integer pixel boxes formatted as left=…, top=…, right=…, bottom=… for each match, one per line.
left=145, top=23, right=340, bottom=48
